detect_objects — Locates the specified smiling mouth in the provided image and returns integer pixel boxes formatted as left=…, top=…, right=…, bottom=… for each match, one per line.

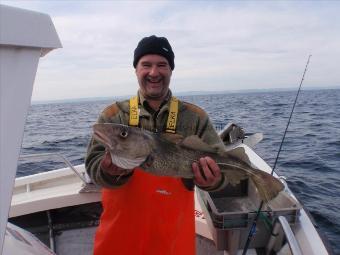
left=147, top=79, right=163, bottom=87
left=146, top=77, right=162, bottom=83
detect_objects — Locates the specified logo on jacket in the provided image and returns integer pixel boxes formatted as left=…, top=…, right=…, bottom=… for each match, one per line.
left=156, top=189, right=172, bottom=195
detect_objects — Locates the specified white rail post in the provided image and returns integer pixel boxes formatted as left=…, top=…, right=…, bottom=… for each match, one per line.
left=0, top=5, right=61, bottom=254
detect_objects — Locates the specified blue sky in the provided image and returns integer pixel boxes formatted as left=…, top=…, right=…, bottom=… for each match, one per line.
left=2, top=1, right=340, bottom=101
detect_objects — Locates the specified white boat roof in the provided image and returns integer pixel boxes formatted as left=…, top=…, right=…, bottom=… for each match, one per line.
left=0, top=4, right=62, bottom=56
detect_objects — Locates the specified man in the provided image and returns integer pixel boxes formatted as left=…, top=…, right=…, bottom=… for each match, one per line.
left=86, top=35, right=227, bottom=255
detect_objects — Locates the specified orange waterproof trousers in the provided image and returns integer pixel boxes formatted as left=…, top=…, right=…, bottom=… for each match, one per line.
left=94, top=168, right=195, bottom=255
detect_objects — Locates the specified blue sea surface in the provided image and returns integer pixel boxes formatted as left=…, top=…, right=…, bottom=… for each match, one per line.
left=19, top=89, right=340, bottom=253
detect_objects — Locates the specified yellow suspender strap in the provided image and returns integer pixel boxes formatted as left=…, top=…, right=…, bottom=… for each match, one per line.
left=129, top=96, right=139, bottom=126
left=129, top=95, right=179, bottom=132
left=166, top=97, right=179, bottom=133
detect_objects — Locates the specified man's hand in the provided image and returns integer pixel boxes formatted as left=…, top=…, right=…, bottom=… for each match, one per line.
left=101, top=151, right=133, bottom=176
left=192, top=156, right=222, bottom=188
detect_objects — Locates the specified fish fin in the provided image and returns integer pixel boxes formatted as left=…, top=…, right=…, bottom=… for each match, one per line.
left=222, top=169, right=248, bottom=186
left=179, top=135, right=217, bottom=153
left=249, top=171, right=284, bottom=202
left=160, top=133, right=185, bottom=144
left=218, top=160, right=284, bottom=202
left=220, top=147, right=252, bottom=167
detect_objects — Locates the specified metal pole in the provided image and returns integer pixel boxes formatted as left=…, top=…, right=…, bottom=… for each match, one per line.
left=46, top=210, right=55, bottom=252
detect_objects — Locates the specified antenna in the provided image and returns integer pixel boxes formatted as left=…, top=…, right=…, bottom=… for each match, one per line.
left=242, top=55, right=312, bottom=255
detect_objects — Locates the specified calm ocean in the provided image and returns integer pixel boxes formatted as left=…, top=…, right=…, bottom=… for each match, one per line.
left=19, top=89, right=340, bottom=253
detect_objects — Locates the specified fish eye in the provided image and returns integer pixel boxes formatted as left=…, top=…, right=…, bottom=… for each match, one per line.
left=120, top=130, right=128, bottom=138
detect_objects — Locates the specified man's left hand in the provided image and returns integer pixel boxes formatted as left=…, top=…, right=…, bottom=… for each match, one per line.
left=192, top=156, right=222, bottom=188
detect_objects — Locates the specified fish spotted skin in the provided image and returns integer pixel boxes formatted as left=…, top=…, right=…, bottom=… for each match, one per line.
left=93, top=123, right=284, bottom=202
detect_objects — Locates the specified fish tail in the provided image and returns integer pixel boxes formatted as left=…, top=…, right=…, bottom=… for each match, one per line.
left=250, top=171, right=284, bottom=202
left=217, top=162, right=284, bottom=202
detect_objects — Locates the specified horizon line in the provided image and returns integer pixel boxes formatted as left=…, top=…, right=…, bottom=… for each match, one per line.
left=31, top=86, right=340, bottom=104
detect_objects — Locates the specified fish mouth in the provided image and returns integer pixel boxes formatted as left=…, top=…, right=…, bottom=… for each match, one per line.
left=93, top=130, right=113, bottom=150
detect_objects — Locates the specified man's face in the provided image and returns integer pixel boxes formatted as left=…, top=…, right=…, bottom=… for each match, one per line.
left=135, top=54, right=172, bottom=100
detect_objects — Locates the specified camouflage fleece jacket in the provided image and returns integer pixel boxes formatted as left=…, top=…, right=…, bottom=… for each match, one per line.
left=85, top=90, right=227, bottom=192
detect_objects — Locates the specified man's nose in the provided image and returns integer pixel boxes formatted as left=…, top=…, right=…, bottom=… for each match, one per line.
left=149, top=66, right=160, bottom=76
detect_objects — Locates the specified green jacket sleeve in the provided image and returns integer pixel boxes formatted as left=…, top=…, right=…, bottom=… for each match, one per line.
left=85, top=106, right=133, bottom=188
left=195, top=115, right=229, bottom=193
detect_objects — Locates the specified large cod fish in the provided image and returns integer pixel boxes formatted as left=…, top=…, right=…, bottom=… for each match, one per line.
left=93, top=123, right=284, bottom=202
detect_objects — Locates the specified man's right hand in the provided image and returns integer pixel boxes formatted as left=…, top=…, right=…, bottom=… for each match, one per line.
left=100, top=151, right=133, bottom=176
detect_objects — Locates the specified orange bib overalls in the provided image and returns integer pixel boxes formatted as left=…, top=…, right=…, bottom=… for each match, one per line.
left=94, top=168, right=195, bottom=255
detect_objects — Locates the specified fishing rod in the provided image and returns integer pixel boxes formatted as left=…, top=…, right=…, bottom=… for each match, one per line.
left=242, top=54, right=312, bottom=255
left=271, top=54, right=312, bottom=174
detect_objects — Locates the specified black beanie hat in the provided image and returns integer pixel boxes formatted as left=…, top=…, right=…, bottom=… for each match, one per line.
left=133, top=35, right=175, bottom=70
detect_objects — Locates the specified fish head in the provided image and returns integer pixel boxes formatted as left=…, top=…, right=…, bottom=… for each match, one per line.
left=93, top=123, right=155, bottom=169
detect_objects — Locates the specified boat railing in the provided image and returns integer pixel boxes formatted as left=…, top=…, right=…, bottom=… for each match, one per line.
left=278, top=216, right=303, bottom=255
left=18, top=153, right=87, bottom=188
left=266, top=215, right=303, bottom=255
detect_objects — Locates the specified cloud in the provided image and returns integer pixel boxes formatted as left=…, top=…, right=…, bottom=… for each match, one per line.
left=2, top=1, right=340, bottom=100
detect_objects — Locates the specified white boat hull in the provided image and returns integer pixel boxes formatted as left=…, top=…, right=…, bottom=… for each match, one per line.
left=8, top=152, right=331, bottom=254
